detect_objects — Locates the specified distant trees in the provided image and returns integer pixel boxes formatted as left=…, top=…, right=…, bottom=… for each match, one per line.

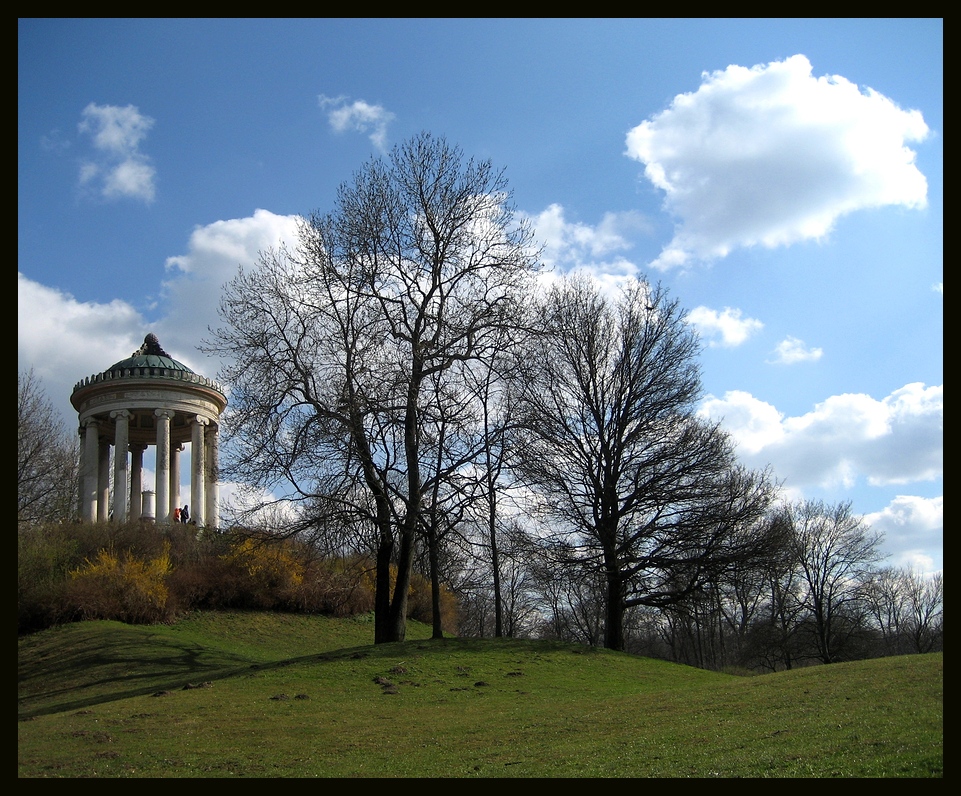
left=780, top=500, right=884, bottom=664
left=902, top=569, right=944, bottom=653
left=209, top=132, right=540, bottom=643
left=18, top=369, right=79, bottom=524
left=625, top=498, right=938, bottom=671
left=864, top=566, right=943, bottom=656
left=511, top=276, right=779, bottom=651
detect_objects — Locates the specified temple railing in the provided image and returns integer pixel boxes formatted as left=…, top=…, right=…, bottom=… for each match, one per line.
left=73, top=367, right=226, bottom=396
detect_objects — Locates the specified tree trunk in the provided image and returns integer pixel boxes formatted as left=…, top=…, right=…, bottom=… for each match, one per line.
left=386, top=528, right=415, bottom=642
left=429, top=531, right=444, bottom=639
left=374, top=531, right=394, bottom=644
left=604, top=558, right=626, bottom=651
left=487, top=445, right=503, bottom=638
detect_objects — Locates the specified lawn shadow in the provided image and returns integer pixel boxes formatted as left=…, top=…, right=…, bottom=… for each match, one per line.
left=18, top=624, right=259, bottom=718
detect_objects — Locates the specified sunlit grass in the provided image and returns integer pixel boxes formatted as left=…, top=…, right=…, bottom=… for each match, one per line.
left=18, top=612, right=942, bottom=777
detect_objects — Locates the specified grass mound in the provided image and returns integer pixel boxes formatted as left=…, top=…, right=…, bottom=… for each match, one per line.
left=19, top=611, right=942, bottom=778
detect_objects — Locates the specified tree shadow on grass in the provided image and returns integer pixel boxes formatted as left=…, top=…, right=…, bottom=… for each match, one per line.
left=18, top=625, right=600, bottom=719
left=18, top=622, right=433, bottom=719
left=18, top=623, right=261, bottom=718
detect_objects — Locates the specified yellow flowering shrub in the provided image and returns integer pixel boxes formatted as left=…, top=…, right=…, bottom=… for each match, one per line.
left=219, top=536, right=306, bottom=609
left=67, top=542, right=172, bottom=624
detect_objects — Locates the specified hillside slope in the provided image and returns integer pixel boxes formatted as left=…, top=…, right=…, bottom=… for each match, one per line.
left=18, top=612, right=942, bottom=778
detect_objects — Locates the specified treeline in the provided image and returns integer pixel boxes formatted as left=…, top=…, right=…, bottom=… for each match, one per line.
left=451, top=499, right=942, bottom=671
left=359, top=493, right=943, bottom=671
left=17, top=511, right=941, bottom=673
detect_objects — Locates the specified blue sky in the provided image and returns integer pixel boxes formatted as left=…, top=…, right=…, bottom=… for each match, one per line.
left=18, top=19, right=942, bottom=573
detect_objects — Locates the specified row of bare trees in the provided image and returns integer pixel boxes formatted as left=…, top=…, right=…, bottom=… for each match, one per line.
left=207, top=133, right=793, bottom=650
left=208, top=132, right=937, bottom=662
left=628, top=500, right=941, bottom=669
left=448, top=499, right=941, bottom=669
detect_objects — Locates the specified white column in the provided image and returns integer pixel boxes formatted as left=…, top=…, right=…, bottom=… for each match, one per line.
left=191, top=415, right=208, bottom=527
left=81, top=419, right=100, bottom=523
left=205, top=423, right=220, bottom=530
left=111, top=410, right=131, bottom=522
left=130, top=443, right=146, bottom=519
left=76, top=427, right=83, bottom=520
left=155, top=409, right=173, bottom=523
left=170, top=443, right=183, bottom=519
left=97, top=437, right=111, bottom=522
left=141, top=489, right=156, bottom=520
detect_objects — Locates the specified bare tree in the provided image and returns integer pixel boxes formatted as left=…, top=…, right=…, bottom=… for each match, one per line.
left=783, top=499, right=883, bottom=664
left=529, top=549, right=607, bottom=646
left=455, top=322, right=533, bottom=637
left=864, top=566, right=911, bottom=656
left=513, top=276, right=778, bottom=650
left=453, top=513, right=541, bottom=639
left=209, top=133, right=539, bottom=643
left=18, top=370, right=79, bottom=523
left=753, top=525, right=809, bottom=671
left=903, top=569, right=943, bottom=653
left=417, top=365, right=489, bottom=638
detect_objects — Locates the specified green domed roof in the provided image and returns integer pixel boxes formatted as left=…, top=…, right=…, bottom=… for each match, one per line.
left=106, top=334, right=194, bottom=375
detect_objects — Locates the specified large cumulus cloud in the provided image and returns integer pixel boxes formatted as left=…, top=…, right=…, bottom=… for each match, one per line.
left=18, top=209, right=301, bottom=427
left=626, top=55, right=929, bottom=269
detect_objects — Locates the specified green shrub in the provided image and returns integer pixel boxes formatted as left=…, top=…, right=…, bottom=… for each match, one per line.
left=18, top=523, right=78, bottom=633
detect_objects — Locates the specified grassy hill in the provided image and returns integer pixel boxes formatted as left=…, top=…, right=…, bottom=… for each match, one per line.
left=18, top=611, right=942, bottom=778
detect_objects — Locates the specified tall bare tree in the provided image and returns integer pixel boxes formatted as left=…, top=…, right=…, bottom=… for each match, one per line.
left=513, top=276, right=778, bottom=650
left=18, top=369, right=79, bottom=523
left=904, top=569, right=943, bottom=653
left=864, top=566, right=911, bottom=656
left=209, top=133, right=539, bottom=643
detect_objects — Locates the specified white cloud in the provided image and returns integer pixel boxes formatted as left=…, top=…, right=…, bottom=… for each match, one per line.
left=79, top=103, right=153, bottom=152
left=699, top=390, right=785, bottom=455
left=685, top=306, right=763, bottom=347
left=160, top=209, right=302, bottom=367
left=626, top=54, right=929, bottom=269
left=77, top=103, right=157, bottom=202
left=102, top=158, right=156, bottom=201
left=18, top=273, right=146, bottom=427
left=532, top=203, right=650, bottom=263
left=768, top=335, right=823, bottom=364
left=527, top=203, right=653, bottom=293
left=18, top=210, right=302, bottom=429
left=318, top=94, right=395, bottom=152
left=700, top=382, right=942, bottom=488
left=863, top=495, right=943, bottom=574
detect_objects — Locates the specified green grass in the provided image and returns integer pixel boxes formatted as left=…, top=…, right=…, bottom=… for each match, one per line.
left=18, top=611, right=942, bottom=777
